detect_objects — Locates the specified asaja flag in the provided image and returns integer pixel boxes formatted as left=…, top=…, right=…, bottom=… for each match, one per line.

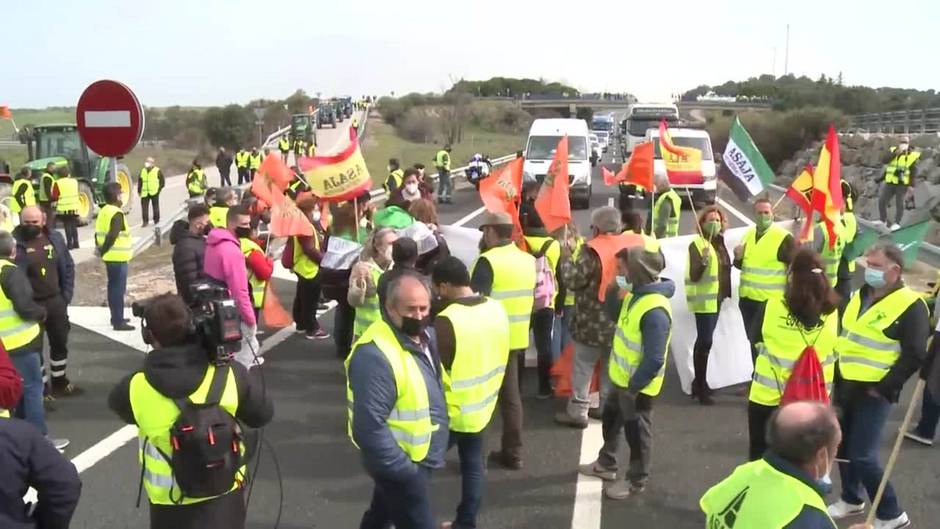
left=721, top=117, right=775, bottom=200
left=659, top=120, right=703, bottom=184
left=810, top=126, right=844, bottom=249
left=299, top=127, right=371, bottom=202
left=534, top=136, right=571, bottom=233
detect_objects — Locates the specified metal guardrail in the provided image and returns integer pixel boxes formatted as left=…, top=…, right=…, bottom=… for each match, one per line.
left=848, top=107, right=940, bottom=134
left=765, top=183, right=940, bottom=263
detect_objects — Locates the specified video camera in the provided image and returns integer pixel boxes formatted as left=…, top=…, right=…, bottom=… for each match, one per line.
left=131, top=280, right=243, bottom=365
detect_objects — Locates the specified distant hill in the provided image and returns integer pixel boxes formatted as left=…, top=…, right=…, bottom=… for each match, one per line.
left=682, top=74, right=940, bottom=115
left=449, top=77, right=581, bottom=98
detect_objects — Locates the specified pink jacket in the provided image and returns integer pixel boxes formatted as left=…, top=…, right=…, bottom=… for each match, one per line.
left=203, top=228, right=256, bottom=327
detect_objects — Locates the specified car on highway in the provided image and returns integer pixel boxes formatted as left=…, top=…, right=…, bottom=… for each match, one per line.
left=595, top=130, right=610, bottom=152
left=523, top=118, right=596, bottom=209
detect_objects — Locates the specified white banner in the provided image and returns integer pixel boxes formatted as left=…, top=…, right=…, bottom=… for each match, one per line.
left=439, top=225, right=482, bottom=269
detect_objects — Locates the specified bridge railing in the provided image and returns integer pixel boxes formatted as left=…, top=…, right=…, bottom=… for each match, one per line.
left=848, top=107, right=940, bottom=134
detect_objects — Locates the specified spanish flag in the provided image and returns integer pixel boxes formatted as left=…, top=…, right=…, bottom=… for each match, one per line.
left=810, top=126, right=844, bottom=249
left=659, top=119, right=703, bottom=184
left=786, top=164, right=816, bottom=241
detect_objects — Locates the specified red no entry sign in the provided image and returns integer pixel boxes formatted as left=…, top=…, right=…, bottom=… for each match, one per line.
left=76, top=80, right=145, bottom=157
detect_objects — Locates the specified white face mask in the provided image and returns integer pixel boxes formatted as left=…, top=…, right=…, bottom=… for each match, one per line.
left=405, top=182, right=419, bottom=194
left=898, top=143, right=909, bottom=152
left=815, top=447, right=834, bottom=485
left=144, top=162, right=153, bottom=169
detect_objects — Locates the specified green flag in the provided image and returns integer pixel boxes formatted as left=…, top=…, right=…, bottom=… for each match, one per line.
left=843, top=226, right=879, bottom=262
left=373, top=206, right=415, bottom=229
left=888, top=221, right=930, bottom=265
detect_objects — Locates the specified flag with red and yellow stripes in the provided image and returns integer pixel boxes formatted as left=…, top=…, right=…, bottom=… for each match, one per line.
left=810, top=126, right=844, bottom=249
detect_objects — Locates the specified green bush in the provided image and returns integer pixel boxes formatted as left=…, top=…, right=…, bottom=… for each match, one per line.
left=706, top=106, right=846, bottom=171
left=399, top=108, right=437, bottom=143
left=467, top=101, right=532, bottom=134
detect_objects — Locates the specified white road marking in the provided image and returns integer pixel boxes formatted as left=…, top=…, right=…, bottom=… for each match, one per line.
left=571, top=421, right=605, bottom=529
left=84, top=110, right=131, bottom=128
left=453, top=206, right=486, bottom=228
left=718, top=197, right=754, bottom=227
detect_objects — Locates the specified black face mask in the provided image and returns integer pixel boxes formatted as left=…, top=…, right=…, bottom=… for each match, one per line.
left=234, top=227, right=251, bottom=239
left=400, top=315, right=430, bottom=337
left=202, top=224, right=212, bottom=236
left=20, top=225, right=42, bottom=240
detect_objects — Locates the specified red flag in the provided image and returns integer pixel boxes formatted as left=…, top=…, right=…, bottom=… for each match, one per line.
left=602, top=166, right=618, bottom=186
left=0, top=106, right=11, bottom=120
left=624, top=141, right=654, bottom=191
left=780, top=346, right=830, bottom=405
left=479, top=157, right=524, bottom=242
left=269, top=198, right=313, bottom=237
left=786, top=164, right=816, bottom=243
left=261, top=283, right=292, bottom=328
left=258, top=152, right=293, bottom=189
left=810, top=126, right=844, bottom=249
left=659, top=120, right=703, bottom=183
left=534, top=136, right=571, bottom=233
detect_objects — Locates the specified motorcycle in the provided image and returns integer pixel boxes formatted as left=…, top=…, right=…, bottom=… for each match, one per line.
left=465, top=154, right=492, bottom=189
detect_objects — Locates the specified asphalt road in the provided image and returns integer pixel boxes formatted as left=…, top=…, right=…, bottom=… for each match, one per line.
left=54, top=120, right=940, bottom=529
left=68, top=110, right=366, bottom=265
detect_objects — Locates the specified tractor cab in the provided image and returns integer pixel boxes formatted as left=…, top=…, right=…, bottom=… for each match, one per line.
left=290, top=113, right=318, bottom=147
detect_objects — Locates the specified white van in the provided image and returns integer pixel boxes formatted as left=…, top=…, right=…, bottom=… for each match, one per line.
left=523, top=118, right=595, bottom=209
left=645, top=127, right=717, bottom=205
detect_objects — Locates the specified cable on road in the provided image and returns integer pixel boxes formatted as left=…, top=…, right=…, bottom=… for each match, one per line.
left=244, top=336, right=284, bottom=529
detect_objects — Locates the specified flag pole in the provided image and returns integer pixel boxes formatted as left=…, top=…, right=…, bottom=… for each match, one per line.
left=353, top=196, right=361, bottom=243
left=864, top=377, right=925, bottom=527
left=771, top=192, right=787, bottom=211
left=685, top=188, right=704, bottom=238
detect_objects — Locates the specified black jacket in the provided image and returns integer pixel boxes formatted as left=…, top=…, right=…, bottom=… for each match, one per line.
left=108, top=343, right=274, bottom=529
left=0, top=416, right=82, bottom=529
left=170, top=221, right=206, bottom=304
left=215, top=152, right=233, bottom=171
left=12, top=228, right=75, bottom=305
left=0, top=264, right=45, bottom=355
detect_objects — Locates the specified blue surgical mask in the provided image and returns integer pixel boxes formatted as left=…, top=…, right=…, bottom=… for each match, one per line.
left=864, top=267, right=887, bottom=288
left=615, top=275, right=631, bottom=291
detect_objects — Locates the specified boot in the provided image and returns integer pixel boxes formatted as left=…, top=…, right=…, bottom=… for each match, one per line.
left=693, top=347, right=715, bottom=406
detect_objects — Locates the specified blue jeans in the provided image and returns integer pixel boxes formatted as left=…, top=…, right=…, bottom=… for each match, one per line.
left=105, top=262, right=128, bottom=326
left=914, top=384, right=940, bottom=440
left=11, top=351, right=47, bottom=435
left=448, top=431, right=484, bottom=528
left=837, top=392, right=903, bottom=520
left=551, top=306, right=573, bottom=363
left=437, top=169, right=452, bottom=200
left=360, top=466, right=434, bottom=529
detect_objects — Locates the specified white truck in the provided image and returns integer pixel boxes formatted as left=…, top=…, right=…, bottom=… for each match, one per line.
left=523, top=118, right=596, bottom=209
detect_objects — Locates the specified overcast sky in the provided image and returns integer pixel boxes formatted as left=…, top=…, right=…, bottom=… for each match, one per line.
left=6, top=0, right=937, bottom=108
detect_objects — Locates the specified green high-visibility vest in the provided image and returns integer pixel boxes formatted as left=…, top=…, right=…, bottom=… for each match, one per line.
left=209, top=206, right=229, bottom=228
left=750, top=297, right=837, bottom=406
left=838, top=287, right=924, bottom=382
left=95, top=204, right=132, bottom=262
left=129, top=365, right=246, bottom=505
left=291, top=234, right=320, bottom=280
left=686, top=236, right=719, bottom=314
left=700, top=459, right=835, bottom=529
left=609, top=279, right=672, bottom=395
left=240, top=238, right=267, bottom=309
left=652, top=189, right=681, bottom=238
left=353, top=262, right=383, bottom=338
left=473, top=244, right=536, bottom=350
left=739, top=224, right=789, bottom=302
left=11, top=179, right=36, bottom=213
left=186, top=169, right=207, bottom=195
left=278, top=137, right=290, bottom=152
left=439, top=298, right=510, bottom=433
left=139, top=167, right=161, bottom=198
left=345, top=320, right=437, bottom=462
left=55, top=177, right=80, bottom=213
left=0, top=260, right=41, bottom=351
left=435, top=150, right=451, bottom=171
left=884, top=149, right=921, bottom=185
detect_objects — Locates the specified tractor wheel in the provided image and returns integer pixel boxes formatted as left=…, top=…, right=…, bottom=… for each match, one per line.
left=76, top=181, right=95, bottom=226
left=115, top=163, right=136, bottom=215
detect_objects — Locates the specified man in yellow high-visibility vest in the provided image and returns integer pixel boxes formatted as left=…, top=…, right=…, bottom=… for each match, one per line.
left=278, top=136, right=290, bottom=163
left=11, top=167, right=36, bottom=216
left=345, top=273, right=447, bottom=528
left=878, top=137, right=920, bottom=231
left=96, top=183, right=134, bottom=331
left=53, top=167, right=81, bottom=249
left=434, top=145, right=453, bottom=204
left=234, top=147, right=250, bottom=186
left=37, top=162, right=58, bottom=227
left=138, top=157, right=165, bottom=227
left=247, top=147, right=262, bottom=183
left=433, top=256, right=509, bottom=528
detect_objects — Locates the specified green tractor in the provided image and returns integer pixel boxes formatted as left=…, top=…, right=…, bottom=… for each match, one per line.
left=290, top=113, right=319, bottom=149
left=7, top=124, right=135, bottom=224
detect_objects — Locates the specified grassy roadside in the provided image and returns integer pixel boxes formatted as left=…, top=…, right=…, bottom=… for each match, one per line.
left=360, top=116, right=522, bottom=186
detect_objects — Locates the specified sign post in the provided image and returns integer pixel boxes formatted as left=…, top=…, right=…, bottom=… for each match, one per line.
left=76, top=80, right=145, bottom=188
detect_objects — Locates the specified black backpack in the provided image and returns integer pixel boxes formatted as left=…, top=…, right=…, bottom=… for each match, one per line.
left=141, top=366, right=244, bottom=504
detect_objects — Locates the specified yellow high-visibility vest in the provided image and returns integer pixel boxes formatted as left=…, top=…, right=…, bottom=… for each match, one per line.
left=345, top=320, right=436, bottom=462
left=278, top=137, right=290, bottom=152
left=139, top=166, right=161, bottom=198
left=11, top=179, right=36, bottom=213
left=353, top=262, right=383, bottom=338
left=291, top=234, right=320, bottom=280
left=0, top=260, right=41, bottom=351
left=38, top=172, right=55, bottom=203
left=473, top=244, right=536, bottom=350
left=686, top=236, right=719, bottom=314
left=249, top=153, right=262, bottom=170
left=739, top=224, right=789, bottom=302
left=609, top=287, right=672, bottom=396
left=820, top=223, right=845, bottom=288
left=129, top=365, right=245, bottom=505
left=95, top=204, right=132, bottom=262
left=186, top=169, right=207, bottom=196
left=240, top=238, right=267, bottom=309
left=384, top=169, right=404, bottom=193
left=209, top=206, right=229, bottom=228
left=235, top=151, right=250, bottom=168
left=54, top=177, right=80, bottom=213
left=652, top=189, right=681, bottom=238
left=838, top=287, right=925, bottom=382
left=750, top=297, right=838, bottom=406
left=439, top=298, right=510, bottom=433
left=884, top=149, right=921, bottom=185
left=701, top=459, right=835, bottom=529
left=435, top=150, right=451, bottom=171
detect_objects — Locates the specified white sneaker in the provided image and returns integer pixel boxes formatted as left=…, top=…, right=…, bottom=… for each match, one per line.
left=827, top=499, right=866, bottom=520
left=903, top=430, right=934, bottom=446
left=890, top=223, right=901, bottom=231
left=874, top=512, right=911, bottom=529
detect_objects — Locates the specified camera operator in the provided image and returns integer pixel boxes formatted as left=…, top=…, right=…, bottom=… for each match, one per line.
left=108, top=294, right=273, bottom=529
